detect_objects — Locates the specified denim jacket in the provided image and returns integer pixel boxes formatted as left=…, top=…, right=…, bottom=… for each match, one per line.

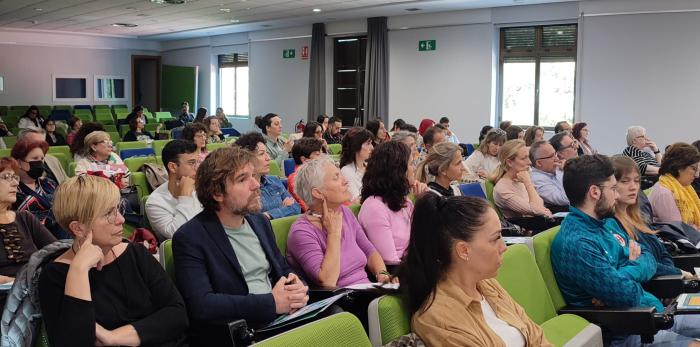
left=260, top=175, right=301, bottom=219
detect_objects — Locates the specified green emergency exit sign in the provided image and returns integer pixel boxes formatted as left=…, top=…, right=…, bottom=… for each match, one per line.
left=418, top=40, right=436, bottom=51
left=283, top=49, right=296, bottom=58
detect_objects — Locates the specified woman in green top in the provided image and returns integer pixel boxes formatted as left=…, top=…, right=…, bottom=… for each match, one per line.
left=255, top=113, right=292, bottom=169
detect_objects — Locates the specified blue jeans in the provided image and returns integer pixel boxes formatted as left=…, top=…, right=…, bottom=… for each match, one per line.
left=608, top=315, right=700, bottom=346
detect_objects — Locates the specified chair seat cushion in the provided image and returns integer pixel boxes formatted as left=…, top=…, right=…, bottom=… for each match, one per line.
left=541, top=314, right=602, bottom=347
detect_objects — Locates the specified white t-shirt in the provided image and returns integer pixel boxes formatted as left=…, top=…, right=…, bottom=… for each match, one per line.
left=340, top=162, right=364, bottom=201
left=481, top=297, right=525, bottom=347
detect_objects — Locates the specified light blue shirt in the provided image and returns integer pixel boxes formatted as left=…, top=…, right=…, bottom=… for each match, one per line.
left=531, top=168, right=569, bottom=207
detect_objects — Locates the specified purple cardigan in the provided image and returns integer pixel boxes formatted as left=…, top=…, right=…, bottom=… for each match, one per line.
left=287, top=206, right=376, bottom=287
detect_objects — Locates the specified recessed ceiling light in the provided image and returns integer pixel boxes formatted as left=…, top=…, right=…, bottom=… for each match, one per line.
left=230, top=19, right=240, bottom=23
left=112, top=23, right=138, bottom=27
left=312, top=8, right=322, bottom=12
left=219, top=8, right=230, bottom=12
left=34, top=8, right=43, bottom=11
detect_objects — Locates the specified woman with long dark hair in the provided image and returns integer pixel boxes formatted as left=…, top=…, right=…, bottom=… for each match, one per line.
left=339, top=127, right=374, bottom=203
left=18, top=106, right=44, bottom=131
left=302, top=121, right=328, bottom=153
left=359, top=141, right=427, bottom=265
left=366, top=119, right=388, bottom=146
left=398, top=194, right=551, bottom=346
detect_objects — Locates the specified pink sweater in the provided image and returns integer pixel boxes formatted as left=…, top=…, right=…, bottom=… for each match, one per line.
left=493, top=176, right=547, bottom=219
left=358, top=196, right=413, bottom=265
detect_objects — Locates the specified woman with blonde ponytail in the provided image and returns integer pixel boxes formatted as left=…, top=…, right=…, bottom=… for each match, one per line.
left=416, top=142, right=465, bottom=197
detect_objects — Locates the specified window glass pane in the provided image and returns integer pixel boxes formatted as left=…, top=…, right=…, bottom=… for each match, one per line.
left=235, top=66, right=249, bottom=116
left=501, top=59, right=536, bottom=125
left=538, top=59, right=576, bottom=127
left=542, top=25, right=577, bottom=48
left=503, top=27, right=536, bottom=49
left=220, top=67, right=235, bottom=115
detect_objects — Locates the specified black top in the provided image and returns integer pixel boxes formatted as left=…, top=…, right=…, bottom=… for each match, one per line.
left=427, top=181, right=455, bottom=197
left=38, top=242, right=189, bottom=347
left=45, top=133, right=67, bottom=146
left=122, top=130, right=155, bottom=142
left=0, top=211, right=56, bottom=277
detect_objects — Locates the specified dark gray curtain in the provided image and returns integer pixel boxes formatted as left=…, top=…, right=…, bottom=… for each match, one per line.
left=307, top=23, right=326, bottom=121
left=363, top=17, right=389, bottom=125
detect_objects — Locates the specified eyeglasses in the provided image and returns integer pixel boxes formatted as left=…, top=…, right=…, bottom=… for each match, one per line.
left=596, top=184, right=618, bottom=193
left=98, top=140, right=114, bottom=146
left=194, top=133, right=207, bottom=139
left=1, top=224, right=25, bottom=263
left=0, top=173, right=19, bottom=182
left=180, top=159, right=199, bottom=167
left=535, top=153, right=557, bottom=161
left=103, top=201, right=127, bottom=224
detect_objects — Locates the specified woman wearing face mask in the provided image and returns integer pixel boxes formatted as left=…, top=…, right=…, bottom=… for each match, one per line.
left=11, top=138, right=67, bottom=239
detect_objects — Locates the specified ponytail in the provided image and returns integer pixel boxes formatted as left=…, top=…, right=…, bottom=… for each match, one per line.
left=255, top=113, right=279, bottom=135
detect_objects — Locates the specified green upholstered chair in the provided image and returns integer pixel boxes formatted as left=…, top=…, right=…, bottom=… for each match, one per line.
left=269, top=214, right=300, bottom=256
left=123, top=155, right=160, bottom=173
left=328, top=143, right=342, bottom=155
left=107, top=132, right=121, bottom=145
left=153, top=140, right=171, bottom=157
left=34, top=323, right=50, bottom=347
left=497, top=244, right=603, bottom=347
left=101, top=124, right=118, bottom=133
left=47, top=145, right=70, bottom=160
left=206, top=142, right=229, bottom=152
left=484, top=179, right=503, bottom=219
left=95, top=113, right=115, bottom=125
left=116, top=141, right=149, bottom=152
left=155, top=112, right=174, bottom=122
left=367, top=295, right=411, bottom=346
left=144, top=123, right=162, bottom=133
left=349, top=204, right=360, bottom=216
left=48, top=152, right=69, bottom=173
left=159, top=239, right=175, bottom=281
left=130, top=172, right=150, bottom=199
left=3, top=136, right=17, bottom=148
left=269, top=160, right=283, bottom=178
left=251, top=312, right=371, bottom=347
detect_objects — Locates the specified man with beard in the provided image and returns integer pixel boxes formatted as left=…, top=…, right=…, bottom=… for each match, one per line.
left=173, top=146, right=309, bottom=346
left=551, top=154, right=700, bottom=346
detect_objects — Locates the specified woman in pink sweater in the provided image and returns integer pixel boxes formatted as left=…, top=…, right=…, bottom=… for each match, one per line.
left=359, top=141, right=428, bottom=265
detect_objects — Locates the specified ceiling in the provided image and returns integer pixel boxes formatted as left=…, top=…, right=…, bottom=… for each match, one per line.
left=0, top=0, right=575, bottom=41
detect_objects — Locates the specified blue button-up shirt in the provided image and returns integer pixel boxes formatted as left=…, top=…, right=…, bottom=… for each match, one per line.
left=260, top=175, right=301, bottom=219
left=531, top=168, right=569, bottom=207
left=551, top=207, right=663, bottom=311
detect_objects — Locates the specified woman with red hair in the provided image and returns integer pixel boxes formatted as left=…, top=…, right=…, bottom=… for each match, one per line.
left=0, top=156, right=56, bottom=305
left=418, top=119, right=435, bottom=136
left=11, top=138, right=66, bottom=239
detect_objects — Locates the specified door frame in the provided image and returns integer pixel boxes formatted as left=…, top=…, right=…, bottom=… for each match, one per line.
left=131, top=55, right=162, bottom=111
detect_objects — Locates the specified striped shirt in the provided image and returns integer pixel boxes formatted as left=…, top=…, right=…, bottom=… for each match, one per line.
left=622, top=146, right=659, bottom=176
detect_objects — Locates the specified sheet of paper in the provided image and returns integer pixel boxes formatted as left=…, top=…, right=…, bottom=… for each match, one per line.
left=263, top=292, right=347, bottom=330
left=343, top=282, right=399, bottom=291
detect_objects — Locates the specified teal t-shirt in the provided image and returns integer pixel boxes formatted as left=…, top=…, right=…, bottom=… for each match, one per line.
left=224, top=221, right=272, bottom=294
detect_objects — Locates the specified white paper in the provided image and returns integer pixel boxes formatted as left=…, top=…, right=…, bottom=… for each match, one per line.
left=343, top=282, right=399, bottom=290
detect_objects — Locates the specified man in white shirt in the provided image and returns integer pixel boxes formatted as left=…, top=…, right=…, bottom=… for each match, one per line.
left=145, top=139, right=203, bottom=240
left=530, top=140, right=569, bottom=211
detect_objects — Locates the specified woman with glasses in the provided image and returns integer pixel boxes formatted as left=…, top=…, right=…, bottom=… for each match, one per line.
left=0, top=157, right=56, bottom=305
left=39, top=175, right=188, bottom=347
left=359, top=141, right=427, bottom=265
left=43, top=119, right=67, bottom=146
left=649, top=143, right=700, bottom=230
left=623, top=126, right=662, bottom=189
left=181, top=123, right=209, bottom=163
left=302, top=121, right=328, bottom=153
left=11, top=138, right=66, bottom=239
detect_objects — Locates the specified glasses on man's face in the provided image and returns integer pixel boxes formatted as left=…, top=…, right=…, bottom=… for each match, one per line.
left=0, top=172, right=19, bottom=183
left=535, top=153, right=557, bottom=161
left=180, top=159, right=199, bottom=168
left=596, top=184, right=618, bottom=193
left=103, top=201, right=127, bottom=224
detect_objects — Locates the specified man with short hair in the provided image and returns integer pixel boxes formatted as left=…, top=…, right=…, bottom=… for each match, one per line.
left=552, top=154, right=700, bottom=346
left=324, top=116, right=343, bottom=144
left=173, top=146, right=309, bottom=346
left=549, top=132, right=579, bottom=167
left=17, top=128, right=68, bottom=183
left=419, top=126, right=446, bottom=161
left=178, top=101, right=194, bottom=123
left=145, top=139, right=203, bottom=240
left=439, top=117, right=460, bottom=144
left=288, top=138, right=323, bottom=211
left=529, top=140, right=569, bottom=210
left=554, top=121, right=571, bottom=134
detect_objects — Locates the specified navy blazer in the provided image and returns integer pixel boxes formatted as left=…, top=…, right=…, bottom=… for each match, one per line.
left=172, top=210, right=294, bottom=331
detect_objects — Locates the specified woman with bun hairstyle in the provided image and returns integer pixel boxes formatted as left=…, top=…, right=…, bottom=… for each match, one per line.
left=256, top=113, right=293, bottom=169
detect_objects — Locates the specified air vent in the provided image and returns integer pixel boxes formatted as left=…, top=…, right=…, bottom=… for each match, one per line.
left=405, top=8, right=421, bottom=12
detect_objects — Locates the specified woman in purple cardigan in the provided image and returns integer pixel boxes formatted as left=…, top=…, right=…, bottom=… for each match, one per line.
left=358, top=141, right=428, bottom=265
left=287, top=156, right=391, bottom=288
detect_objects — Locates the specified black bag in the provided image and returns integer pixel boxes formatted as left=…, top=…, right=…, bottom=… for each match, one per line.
left=654, top=221, right=700, bottom=254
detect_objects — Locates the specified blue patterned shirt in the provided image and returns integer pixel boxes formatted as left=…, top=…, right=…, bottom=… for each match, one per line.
left=551, top=207, right=663, bottom=311
left=260, top=175, right=301, bottom=219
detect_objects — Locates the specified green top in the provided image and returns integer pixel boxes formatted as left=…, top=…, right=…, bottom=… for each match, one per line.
left=224, top=221, right=272, bottom=294
left=263, top=134, right=288, bottom=169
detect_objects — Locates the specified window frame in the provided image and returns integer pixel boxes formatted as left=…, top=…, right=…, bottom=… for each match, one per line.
left=333, top=36, right=367, bottom=127
left=217, top=53, right=249, bottom=118
left=498, top=24, right=578, bottom=129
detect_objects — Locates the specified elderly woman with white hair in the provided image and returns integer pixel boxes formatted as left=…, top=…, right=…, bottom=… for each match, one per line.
left=286, top=156, right=392, bottom=288
left=622, top=126, right=663, bottom=189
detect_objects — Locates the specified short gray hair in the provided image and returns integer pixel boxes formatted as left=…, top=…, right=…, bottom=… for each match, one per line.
left=626, top=126, right=646, bottom=146
left=529, top=140, right=550, bottom=164
left=391, top=130, right=417, bottom=144
left=17, top=128, right=45, bottom=140
left=294, top=156, right=336, bottom=206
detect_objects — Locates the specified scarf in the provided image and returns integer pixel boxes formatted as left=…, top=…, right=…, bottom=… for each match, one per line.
left=659, top=174, right=700, bottom=226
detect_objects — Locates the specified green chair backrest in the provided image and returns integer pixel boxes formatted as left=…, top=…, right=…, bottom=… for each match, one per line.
left=130, top=172, right=150, bottom=199
left=119, top=124, right=131, bottom=136
left=349, top=204, right=360, bottom=216
left=369, top=295, right=411, bottom=346
left=160, top=239, right=175, bottom=281
left=0, top=148, right=11, bottom=158
left=270, top=215, right=300, bottom=256
left=47, top=145, right=70, bottom=160
left=94, top=105, right=110, bottom=109
left=117, top=141, right=149, bottom=152
left=269, top=160, right=283, bottom=177
left=251, top=312, right=371, bottom=347
left=68, top=162, right=77, bottom=177
left=34, top=323, right=50, bottom=347
left=532, top=226, right=567, bottom=311
left=144, top=123, right=161, bottom=132
left=484, top=179, right=503, bottom=219
left=95, top=114, right=115, bottom=125
left=206, top=142, right=229, bottom=152
left=328, top=143, right=342, bottom=155
left=496, top=244, right=558, bottom=325
left=3, top=136, right=17, bottom=148
left=141, top=195, right=151, bottom=229
left=155, top=112, right=173, bottom=121
left=153, top=140, right=171, bottom=157
left=124, top=156, right=159, bottom=173
left=103, top=124, right=118, bottom=133
left=48, top=152, right=69, bottom=173
left=107, top=132, right=121, bottom=144
left=76, top=114, right=93, bottom=122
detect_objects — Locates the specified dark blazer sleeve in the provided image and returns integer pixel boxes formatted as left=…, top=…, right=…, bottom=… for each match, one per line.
left=172, top=216, right=277, bottom=327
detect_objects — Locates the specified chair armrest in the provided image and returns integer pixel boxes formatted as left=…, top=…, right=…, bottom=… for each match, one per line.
left=643, top=275, right=685, bottom=299
left=673, top=254, right=700, bottom=273
left=557, top=306, right=670, bottom=336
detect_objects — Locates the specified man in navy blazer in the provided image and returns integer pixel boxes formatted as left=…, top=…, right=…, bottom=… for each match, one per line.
left=173, top=146, right=309, bottom=346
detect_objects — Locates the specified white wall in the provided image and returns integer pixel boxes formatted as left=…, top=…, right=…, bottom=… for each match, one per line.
left=577, top=10, right=700, bottom=154
left=388, top=24, right=494, bottom=144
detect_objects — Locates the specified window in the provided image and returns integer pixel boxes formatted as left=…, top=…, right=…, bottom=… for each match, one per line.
left=499, top=25, right=577, bottom=128
left=95, top=75, right=126, bottom=101
left=52, top=74, right=88, bottom=102
left=0, top=76, right=4, bottom=94
left=218, top=53, right=249, bottom=117
left=334, top=36, right=367, bottom=126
